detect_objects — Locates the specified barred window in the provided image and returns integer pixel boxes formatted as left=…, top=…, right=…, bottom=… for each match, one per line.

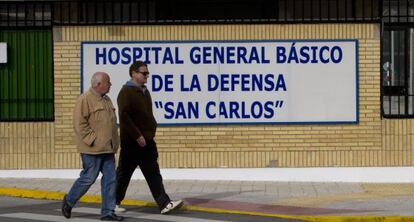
left=0, top=2, right=51, bottom=28
left=52, top=0, right=380, bottom=25
left=382, top=0, right=414, bottom=117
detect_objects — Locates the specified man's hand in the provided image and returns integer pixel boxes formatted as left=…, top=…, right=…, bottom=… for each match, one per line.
left=137, top=136, right=146, bottom=147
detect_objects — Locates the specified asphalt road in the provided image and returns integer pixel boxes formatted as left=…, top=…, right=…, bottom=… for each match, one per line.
left=0, top=196, right=306, bottom=222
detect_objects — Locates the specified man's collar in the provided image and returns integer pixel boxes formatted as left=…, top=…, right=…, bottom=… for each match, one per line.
left=129, top=79, right=143, bottom=87
left=127, top=80, right=146, bottom=92
left=89, top=88, right=105, bottom=99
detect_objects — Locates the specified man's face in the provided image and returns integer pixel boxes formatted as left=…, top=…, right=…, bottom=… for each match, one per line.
left=97, top=74, right=111, bottom=95
left=132, top=66, right=149, bottom=85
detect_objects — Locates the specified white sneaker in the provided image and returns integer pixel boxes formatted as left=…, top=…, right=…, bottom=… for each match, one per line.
left=160, top=200, right=184, bottom=214
left=115, top=205, right=126, bottom=213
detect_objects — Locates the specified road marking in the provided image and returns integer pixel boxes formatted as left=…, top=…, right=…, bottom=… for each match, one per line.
left=0, top=212, right=101, bottom=221
left=73, top=207, right=232, bottom=222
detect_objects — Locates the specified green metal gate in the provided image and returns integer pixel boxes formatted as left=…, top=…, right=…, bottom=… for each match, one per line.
left=0, top=30, right=53, bottom=121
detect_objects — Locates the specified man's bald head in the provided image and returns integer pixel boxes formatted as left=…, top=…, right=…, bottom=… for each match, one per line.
left=91, top=72, right=111, bottom=96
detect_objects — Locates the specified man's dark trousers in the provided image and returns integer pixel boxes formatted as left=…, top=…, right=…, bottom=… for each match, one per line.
left=115, top=140, right=170, bottom=209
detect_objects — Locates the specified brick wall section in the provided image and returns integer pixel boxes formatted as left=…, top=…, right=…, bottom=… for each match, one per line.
left=0, top=23, right=412, bottom=169
left=52, top=24, right=384, bottom=168
left=0, top=122, right=55, bottom=169
left=53, top=42, right=81, bottom=168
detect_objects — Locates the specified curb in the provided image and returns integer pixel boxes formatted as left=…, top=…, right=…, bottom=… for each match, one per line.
left=1, top=187, right=413, bottom=222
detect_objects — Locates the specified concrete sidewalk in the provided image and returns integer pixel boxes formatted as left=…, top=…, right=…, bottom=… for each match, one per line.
left=1, top=178, right=414, bottom=221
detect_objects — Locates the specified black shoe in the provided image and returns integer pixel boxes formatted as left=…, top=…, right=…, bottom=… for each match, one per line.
left=100, top=213, right=124, bottom=221
left=61, top=195, right=72, bottom=219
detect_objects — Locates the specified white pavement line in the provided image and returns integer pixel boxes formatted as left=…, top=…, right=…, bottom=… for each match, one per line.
left=73, top=207, right=233, bottom=222
left=4, top=167, right=414, bottom=182
left=0, top=212, right=101, bottom=221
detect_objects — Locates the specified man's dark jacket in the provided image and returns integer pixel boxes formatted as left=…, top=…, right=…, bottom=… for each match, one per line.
left=117, top=81, right=157, bottom=147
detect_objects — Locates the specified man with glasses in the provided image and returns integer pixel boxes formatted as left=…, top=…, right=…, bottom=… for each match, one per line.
left=115, top=60, right=183, bottom=214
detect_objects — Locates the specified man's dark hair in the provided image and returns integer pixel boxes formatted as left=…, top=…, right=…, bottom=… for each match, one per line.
left=129, top=60, right=147, bottom=77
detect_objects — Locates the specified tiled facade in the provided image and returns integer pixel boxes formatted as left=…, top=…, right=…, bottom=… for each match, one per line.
left=1, top=24, right=411, bottom=169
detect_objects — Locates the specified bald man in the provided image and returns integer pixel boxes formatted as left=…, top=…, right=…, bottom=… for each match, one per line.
left=62, top=72, right=124, bottom=221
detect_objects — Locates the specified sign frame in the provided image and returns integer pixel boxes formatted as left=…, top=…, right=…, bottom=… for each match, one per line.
left=81, top=39, right=359, bottom=126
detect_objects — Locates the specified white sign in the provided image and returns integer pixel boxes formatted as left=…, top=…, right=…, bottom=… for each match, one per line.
left=81, top=40, right=358, bottom=125
left=0, top=43, right=7, bottom=63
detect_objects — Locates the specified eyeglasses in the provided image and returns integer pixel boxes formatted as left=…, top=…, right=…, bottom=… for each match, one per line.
left=137, top=71, right=149, bottom=76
